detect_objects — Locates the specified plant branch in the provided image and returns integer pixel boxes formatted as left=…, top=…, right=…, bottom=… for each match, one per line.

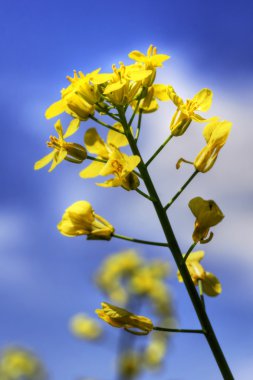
left=146, top=134, right=173, bottom=167
left=154, top=326, right=205, bottom=334
left=90, top=115, right=124, bottom=133
left=164, top=170, right=199, bottom=210
left=112, top=233, right=169, bottom=247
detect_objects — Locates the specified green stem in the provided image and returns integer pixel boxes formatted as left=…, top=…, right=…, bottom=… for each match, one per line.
left=90, top=115, right=124, bottom=133
left=86, top=155, right=106, bottom=163
left=112, top=233, right=169, bottom=247
left=135, top=188, right=155, bottom=201
left=198, top=280, right=205, bottom=309
left=146, top=134, right=173, bottom=167
left=117, top=106, right=234, bottom=380
left=95, top=103, right=121, bottom=122
left=164, top=170, right=199, bottom=210
left=154, top=327, right=205, bottom=334
left=184, top=241, right=198, bottom=262
left=135, top=111, right=143, bottom=142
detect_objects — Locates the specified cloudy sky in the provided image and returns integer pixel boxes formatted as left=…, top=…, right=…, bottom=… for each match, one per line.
left=1, top=0, right=253, bottom=379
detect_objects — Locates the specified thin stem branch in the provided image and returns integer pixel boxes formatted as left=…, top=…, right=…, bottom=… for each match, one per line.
left=164, top=170, right=199, bottom=211
left=146, top=134, right=173, bottom=167
left=95, top=103, right=121, bottom=122
left=90, top=115, right=124, bottom=133
left=135, top=111, right=143, bottom=142
left=86, top=155, right=106, bottom=163
left=154, top=326, right=205, bottom=334
left=117, top=106, right=234, bottom=380
left=184, top=242, right=198, bottom=262
left=135, top=188, right=155, bottom=201
left=112, top=233, right=169, bottom=247
left=198, top=280, right=206, bottom=309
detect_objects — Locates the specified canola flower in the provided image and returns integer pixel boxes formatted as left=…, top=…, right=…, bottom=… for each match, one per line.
left=96, top=302, right=153, bottom=335
left=177, top=251, right=222, bottom=296
left=0, top=347, right=46, bottom=380
left=57, top=201, right=114, bottom=240
left=80, top=126, right=140, bottom=190
left=70, top=313, right=102, bottom=340
left=188, top=197, right=224, bottom=243
left=34, top=119, right=86, bottom=172
left=168, top=86, right=213, bottom=136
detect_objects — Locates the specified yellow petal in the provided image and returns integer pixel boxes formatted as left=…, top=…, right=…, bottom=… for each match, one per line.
left=104, top=81, right=126, bottom=94
left=149, top=54, right=170, bottom=67
left=126, top=69, right=152, bottom=81
left=167, top=86, right=184, bottom=107
left=185, top=251, right=205, bottom=263
left=107, top=123, right=128, bottom=147
left=84, top=128, right=108, bottom=157
left=124, top=154, right=141, bottom=172
left=202, top=118, right=220, bottom=142
left=79, top=161, right=105, bottom=178
left=153, top=84, right=170, bottom=101
left=48, top=148, right=67, bottom=172
left=34, top=151, right=55, bottom=170
left=202, top=272, right=222, bottom=296
left=96, top=178, right=122, bottom=188
left=90, top=73, right=113, bottom=85
left=54, top=119, right=64, bottom=139
left=45, top=99, right=65, bottom=119
left=192, top=88, right=213, bottom=112
left=128, top=50, right=147, bottom=63
left=188, top=197, right=206, bottom=217
left=64, top=119, right=80, bottom=138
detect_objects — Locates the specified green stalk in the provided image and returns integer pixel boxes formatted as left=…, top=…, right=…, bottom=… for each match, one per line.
left=90, top=115, right=124, bottom=133
left=117, top=106, right=234, bottom=380
left=164, top=170, right=199, bottom=210
left=112, top=233, right=169, bottom=247
left=154, top=327, right=204, bottom=334
left=146, top=134, right=173, bottom=167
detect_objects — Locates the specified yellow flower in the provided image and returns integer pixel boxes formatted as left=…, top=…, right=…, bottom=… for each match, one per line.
left=119, top=352, right=141, bottom=379
left=129, top=45, right=170, bottom=86
left=189, top=197, right=224, bottom=243
left=194, top=118, right=232, bottom=172
left=131, top=84, right=170, bottom=113
left=79, top=124, right=129, bottom=178
left=45, top=69, right=98, bottom=120
left=79, top=126, right=140, bottom=190
left=168, top=86, right=213, bottom=136
left=70, top=313, right=102, bottom=340
left=91, top=62, right=152, bottom=106
left=57, top=201, right=114, bottom=240
left=97, top=148, right=140, bottom=190
left=34, top=119, right=86, bottom=172
left=0, top=347, right=45, bottom=380
left=177, top=251, right=222, bottom=296
left=96, top=302, right=153, bottom=335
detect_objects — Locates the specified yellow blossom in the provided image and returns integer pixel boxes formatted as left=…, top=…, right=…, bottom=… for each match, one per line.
left=34, top=119, right=86, bottom=172
left=79, top=126, right=140, bottom=190
left=90, top=62, right=152, bottom=105
left=168, top=86, right=213, bottom=136
left=189, top=197, right=224, bottom=243
left=131, top=84, right=170, bottom=113
left=194, top=118, right=232, bottom=172
left=119, top=352, right=141, bottom=379
left=96, top=302, right=153, bottom=335
left=70, top=313, right=102, bottom=340
left=177, top=251, right=222, bottom=296
left=129, top=45, right=170, bottom=86
left=97, top=148, right=140, bottom=190
left=45, top=69, right=98, bottom=120
left=0, top=347, right=45, bottom=380
left=57, top=201, right=114, bottom=240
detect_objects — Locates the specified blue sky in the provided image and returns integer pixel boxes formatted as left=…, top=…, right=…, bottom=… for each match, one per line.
left=1, top=0, right=253, bottom=379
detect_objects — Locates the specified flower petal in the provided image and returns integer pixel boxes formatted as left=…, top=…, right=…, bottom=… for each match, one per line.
left=34, top=151, right=55, bottom=170
left=202, top=272, right=222, bottom=296
left=84, top=128, right=108, bottom=157
left=64, top=119, right=81, bottom=139
left=48, top=148, right=67, bottom=172
left=79, top=160, right=105, bottom=178
left=192, top=88, right=213, bottom=112
left=107, top=123, right=129, bottom=148
left=45, top=99, right=65, bottom=119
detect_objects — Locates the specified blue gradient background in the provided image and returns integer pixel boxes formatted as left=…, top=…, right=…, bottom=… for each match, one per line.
left=1, top=0, right=253, bottom=379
